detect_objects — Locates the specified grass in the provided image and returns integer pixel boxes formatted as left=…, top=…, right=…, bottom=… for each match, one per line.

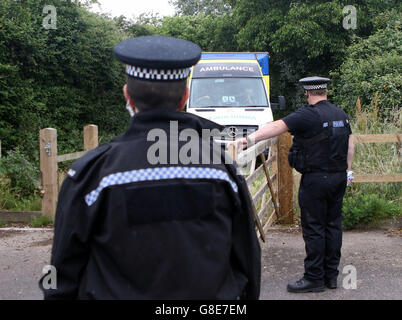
left=0, top=175, right=52, bottom=227
left=30, top=215, right=54, bottom=227
left=0, top=172, right=42, bottom=212
left=0, top=188, right=42, bottom=212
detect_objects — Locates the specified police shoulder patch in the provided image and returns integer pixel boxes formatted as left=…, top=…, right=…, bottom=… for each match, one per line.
left=68, top=144, right=111, bottom=181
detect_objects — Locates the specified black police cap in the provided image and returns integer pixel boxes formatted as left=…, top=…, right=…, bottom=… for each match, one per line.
left=299, top=76, right=330, bottom=90
left=114, top=36, right=201, bottom=81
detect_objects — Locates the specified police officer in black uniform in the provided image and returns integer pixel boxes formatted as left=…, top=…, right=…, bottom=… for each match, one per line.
left=233, top=77, right=354, bottom=293
left=39, top=36, right=261, bottom=299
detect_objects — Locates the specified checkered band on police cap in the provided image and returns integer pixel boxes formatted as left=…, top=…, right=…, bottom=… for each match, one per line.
left=302, top=84, right=328, bottom=90
left=299, top=76, right=330, bottom=91
left=125, top=65, right=191, bottom=81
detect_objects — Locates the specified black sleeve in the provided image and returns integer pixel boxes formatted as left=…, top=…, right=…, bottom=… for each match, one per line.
left=282, top=106, right=319, bottom=135
left=39, top=178, right=96, bottom=299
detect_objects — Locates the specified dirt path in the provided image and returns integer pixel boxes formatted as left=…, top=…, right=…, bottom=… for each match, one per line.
left=260, top=227, right=402, bottom=300
left=0, top=226, right=401, bottom=300
left=0, top=229, right=53, bottom=300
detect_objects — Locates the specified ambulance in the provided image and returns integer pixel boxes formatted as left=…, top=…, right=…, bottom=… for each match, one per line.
left=186, top=52, right=285, bottom=143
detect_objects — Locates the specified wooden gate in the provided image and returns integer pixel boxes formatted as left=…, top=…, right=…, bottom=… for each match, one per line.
left=228, top=133, right=294, bottom=241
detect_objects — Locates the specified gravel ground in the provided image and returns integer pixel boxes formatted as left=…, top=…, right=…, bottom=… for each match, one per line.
left=260, top=226, right=402, bottom=300
left=0, top=229, right=53, bottom=300
left=0, top=226, right=401, bottom=300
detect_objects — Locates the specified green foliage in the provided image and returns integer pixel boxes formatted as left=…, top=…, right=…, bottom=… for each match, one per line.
left=114, top=13, right=159, bottom=37
left=331, top=11, right=402, bottom=115
left=169, top=0, right=232, bottom=16
left=0, top=0, right=129, bottom=163
left=342, top=194, right=401, bottom=229
left=0, top=148, right=39, bottom=197
left=158, top=13, right=238, bottom=51
left=271, top=2, right=350, bottom=108
left=31, top=215, right=54, bottom=227
left=271, top=2, right=347, bottom=61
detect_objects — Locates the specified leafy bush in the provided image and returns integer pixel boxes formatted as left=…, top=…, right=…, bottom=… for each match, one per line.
left=0, top=148, right=39, bottom=197
left=331, top=11, right=402, bottom=116
left=0, top=0, right=127, bottom=162
left=342, top=194, right=401, bottom=229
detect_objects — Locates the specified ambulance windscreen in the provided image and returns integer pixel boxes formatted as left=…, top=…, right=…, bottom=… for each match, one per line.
left=189, top=78, right=268, bottom=108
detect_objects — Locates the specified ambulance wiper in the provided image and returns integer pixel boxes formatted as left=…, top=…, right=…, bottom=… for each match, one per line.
left=244, top=107, right=265, bottom=111
left=195, top=108, right=216, bottom=112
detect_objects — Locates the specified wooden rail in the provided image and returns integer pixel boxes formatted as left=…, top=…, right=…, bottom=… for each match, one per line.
left=353, top=134, right=401, bottom=143
left=57, top=151, right=87, bottom=163
left=354, top=174, right=402, bottom=183
left=237, top=137, right=278, bottom=167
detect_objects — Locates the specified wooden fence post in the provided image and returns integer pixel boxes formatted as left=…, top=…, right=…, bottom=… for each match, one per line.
left=278, top=132, right=293, bottom=224
left=40, top=128, right=58, bottom=218
left=84, top=124, right=98, bottom=151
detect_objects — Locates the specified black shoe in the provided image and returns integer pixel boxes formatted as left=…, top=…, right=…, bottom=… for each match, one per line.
left=325, top=278, right=337, bottom=289
left=287, top=277, right=326, bottom=293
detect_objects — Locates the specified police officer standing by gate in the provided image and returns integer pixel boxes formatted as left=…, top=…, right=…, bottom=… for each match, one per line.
left=40, top=36, right=261, bottom=299
left=233, top=77, right=354, bottom=293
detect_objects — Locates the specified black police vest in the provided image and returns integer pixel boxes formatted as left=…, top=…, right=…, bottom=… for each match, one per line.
left=288, top=101, right=350, bottom=174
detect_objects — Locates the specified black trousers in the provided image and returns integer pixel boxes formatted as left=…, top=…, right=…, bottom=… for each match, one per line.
left=298, top=172, right=347, bottom=282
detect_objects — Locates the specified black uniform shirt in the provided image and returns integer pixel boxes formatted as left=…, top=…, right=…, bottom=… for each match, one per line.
left=282, top=100, right=352, bottom=173
left=282, top=100, right=352, bottom=138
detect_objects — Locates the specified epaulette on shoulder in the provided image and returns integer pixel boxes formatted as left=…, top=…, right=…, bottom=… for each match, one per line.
left=67, top=144, right=111, bottom=181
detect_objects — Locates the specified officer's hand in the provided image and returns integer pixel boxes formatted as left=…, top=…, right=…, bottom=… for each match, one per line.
left=227, top=137, right=247, bottom=152
left=347, top=170, right=354, bottom=186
